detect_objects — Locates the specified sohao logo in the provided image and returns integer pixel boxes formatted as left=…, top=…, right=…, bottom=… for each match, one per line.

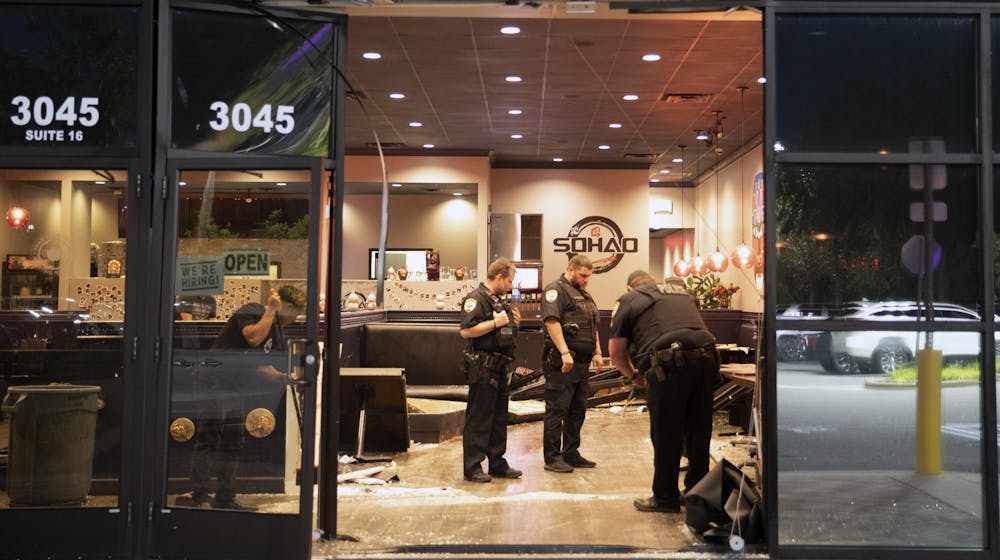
left=553, top=215, right=638, bottom=274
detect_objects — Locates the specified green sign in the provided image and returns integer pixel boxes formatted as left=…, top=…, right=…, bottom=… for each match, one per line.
left=177, top=257, right=223, bottom=295
left=223, top=249, right=270, bottom=276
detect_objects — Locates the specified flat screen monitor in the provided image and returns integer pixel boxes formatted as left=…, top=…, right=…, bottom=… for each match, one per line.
left=339, top=367, right=409, bottom=452
left=512, top=262, right=543, bottom=291
left=368, top=248, right=431, bottom=280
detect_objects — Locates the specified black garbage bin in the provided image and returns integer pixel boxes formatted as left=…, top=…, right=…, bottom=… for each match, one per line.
left=2, top=384, right=103, bottom=506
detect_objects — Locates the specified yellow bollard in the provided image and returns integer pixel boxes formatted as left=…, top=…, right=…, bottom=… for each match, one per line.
left=916, top=348, right=943, bottom=475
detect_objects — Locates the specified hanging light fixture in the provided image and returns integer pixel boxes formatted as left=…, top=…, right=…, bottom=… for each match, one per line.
left=6, top=205, right=29, bottom=229
left=690, top=134, right=707, bottom=275
left=731, top=86, right=756, bottom=269
left=672, top=145, right=691, bottom=277
left=6, top=186, right=29, bottom=230
left=708, top=143, right=729, bottom=272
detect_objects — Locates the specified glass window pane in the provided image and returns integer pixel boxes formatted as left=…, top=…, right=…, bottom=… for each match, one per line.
left=776, top=164, right=980, bottom=308
left=776, top=328, right=984, bottom=546
left=167, top=169, right=310, bottom=513
left=0, top=169, right=126, bottom=508
left=775, top=15, right=976, bottom=154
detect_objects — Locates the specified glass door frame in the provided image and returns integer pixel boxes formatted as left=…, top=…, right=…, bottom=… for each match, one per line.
left=146, top=155, right=323, bottom=560
left=0, top=155, right=147, bottom=559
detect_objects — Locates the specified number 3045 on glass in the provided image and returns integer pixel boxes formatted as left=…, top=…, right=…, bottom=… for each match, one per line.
left=9, top=96, right=99, bottom=142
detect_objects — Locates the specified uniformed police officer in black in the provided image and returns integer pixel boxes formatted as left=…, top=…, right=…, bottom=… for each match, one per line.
left=541, top=255, right=603, bottom=473
left=608, top=270, right=718, bottom=513
left=459, top=257, right=523, bottom=483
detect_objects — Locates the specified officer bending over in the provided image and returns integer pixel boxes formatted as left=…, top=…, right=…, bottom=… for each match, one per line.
left=608, top=271, right=718, bottom=513
left=459, top=257, right=522, bottom=483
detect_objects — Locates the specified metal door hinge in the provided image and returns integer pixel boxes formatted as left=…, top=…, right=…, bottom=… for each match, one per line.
left=136, top=175, right=142, bottom=199
left=148, top=501, right=154, bottom=525
left=131, top=336, right=139, bottom=361
left=153, top=337, right=161, bottom=363
left=161, top=176, right=168, bottom=200
left=127, top=501, right=133, bottom=528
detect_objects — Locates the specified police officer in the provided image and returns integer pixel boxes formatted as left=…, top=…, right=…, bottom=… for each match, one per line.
left=541, top=255, right=603, bottom=473
left=459, top=257, right=522, bottom=483
left=608, top=270, right=718, bottom=513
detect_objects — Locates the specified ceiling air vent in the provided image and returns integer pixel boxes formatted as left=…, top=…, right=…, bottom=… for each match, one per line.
left=365, top=142, right=406, bottom=149
left=661, top=93, right=713, bottom=104
left=624, top=153, right=656, bottom=160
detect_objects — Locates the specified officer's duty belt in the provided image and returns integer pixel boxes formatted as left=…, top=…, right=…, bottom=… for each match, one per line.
left=470, top=350, right=513, bottom=371
left=642, top=343, right=715, bottom=381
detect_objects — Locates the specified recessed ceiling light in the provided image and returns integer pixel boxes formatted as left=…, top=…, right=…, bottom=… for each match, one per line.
left=508, top=109, right=523, bottom=115
left=623, top=94, right=639, bottom=101
left=500, top=26, right=520, bottom=35
left=276, top=182, right=287, bottom=186
left=598, top=144, right=611, bottom=150
left=409, top=121, right=422, bottom=127
left=95, top=181, right=106, bottom=185
left=423, top=143, right=435, bottom=148
left=388, top=92, right=405, bottom=99
left=505, top=75, right=522, bottom=83
left=362, top=52, right=381, bottom=60
left=552, top=157, right=564, bottom=162
left=650, top=178, right=661, bottom=183
left=452, top=192, right=464, bottom=196
left=660, top=169, right=670, bottom=174
left=179, top=181, right=187, bottom=186
left=608, top=123, right=622, bottom=129
left=672, top=157, right=683, bottom=163
left=642, top=54, right=661, bottom=62
left=757, top=76, right=767, bottom=84
left=391, top=183, right=403, bottom=188
left=511, top=134, right=523, bottom=139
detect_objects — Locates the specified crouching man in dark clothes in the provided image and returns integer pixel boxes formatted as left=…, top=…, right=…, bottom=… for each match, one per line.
left=608, top=271, right=719, bottom=513
left=179, top=285, right=305, bottom=510
left=459, top=257, right=522, bottom=483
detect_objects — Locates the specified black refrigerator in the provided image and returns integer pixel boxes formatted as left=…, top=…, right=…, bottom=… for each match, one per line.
left=2, top=254, right=58, bottom=310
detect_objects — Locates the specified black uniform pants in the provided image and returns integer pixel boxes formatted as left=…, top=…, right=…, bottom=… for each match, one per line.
left=543, top=362, right=590, bottom=464
left=646, top=357, right=716, bottom=507
left=191, top=374, right=245, bottom=502
left=463, top=370, right=511, bottom=476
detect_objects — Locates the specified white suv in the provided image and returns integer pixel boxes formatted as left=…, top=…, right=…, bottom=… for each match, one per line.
left=821, top=301, right=992, bottom=374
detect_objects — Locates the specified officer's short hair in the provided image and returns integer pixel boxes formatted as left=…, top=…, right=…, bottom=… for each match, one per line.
left=567, top=255, right=593, bottom=271
left=627, top=270, right=654, bottom=289
left=487, top=257, right=514, bottom=281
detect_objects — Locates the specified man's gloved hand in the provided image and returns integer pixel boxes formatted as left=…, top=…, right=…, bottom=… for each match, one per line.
left=493, top=310, right=510, bottom=328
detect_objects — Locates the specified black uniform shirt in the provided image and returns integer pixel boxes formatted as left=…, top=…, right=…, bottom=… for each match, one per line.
left=541, top=274, right=599, bottom=356
left=610, top=280, right=712, bottom=363
left=212, top=302, right=285, bottom=353
left=460, top=283, right=516, bottom=355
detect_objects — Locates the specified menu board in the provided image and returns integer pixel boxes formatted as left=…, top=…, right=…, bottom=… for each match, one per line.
left=0, top=6, right=140, bottom=150
left=170, top=9, right=335, bottom=156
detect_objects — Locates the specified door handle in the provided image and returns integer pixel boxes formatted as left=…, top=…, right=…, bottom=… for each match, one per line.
left=200, top=358, right=223, bottom=367
left=172, top=359, right=195, bottom=368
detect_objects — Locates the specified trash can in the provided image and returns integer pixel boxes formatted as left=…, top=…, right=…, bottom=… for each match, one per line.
left=2, top=384, right=103, bottom=506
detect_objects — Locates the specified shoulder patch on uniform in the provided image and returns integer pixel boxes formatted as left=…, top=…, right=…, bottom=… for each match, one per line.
left=545, top=289, right=558, bottom=303
left=611, top=301, right=620, bottom=319
left=463, top=298, right=478, bottom=313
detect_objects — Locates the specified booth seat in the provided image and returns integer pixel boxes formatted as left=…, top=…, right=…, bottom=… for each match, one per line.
left=360, top=322, right=544, bottom=401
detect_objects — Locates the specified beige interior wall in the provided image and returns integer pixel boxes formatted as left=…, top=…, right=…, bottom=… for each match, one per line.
left=489, top=168, right=649, bottom=308
left=342, top=193, right=477, bottom=279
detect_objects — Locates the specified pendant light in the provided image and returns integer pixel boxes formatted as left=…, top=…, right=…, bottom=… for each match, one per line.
left=708, top=130, right=729, bottom=272
left=672, top=145, right=692, bottom=277
left=6, top=187, right=29, bottom=230
left=6, top=205, right=29, bottom=229
left=690, top=135, right=707, bottom=276
left=731, top=86, right=756, bottom=269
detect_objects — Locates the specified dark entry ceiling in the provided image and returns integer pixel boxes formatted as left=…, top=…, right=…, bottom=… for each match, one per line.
left=265, top=1, right=763, bottom=180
